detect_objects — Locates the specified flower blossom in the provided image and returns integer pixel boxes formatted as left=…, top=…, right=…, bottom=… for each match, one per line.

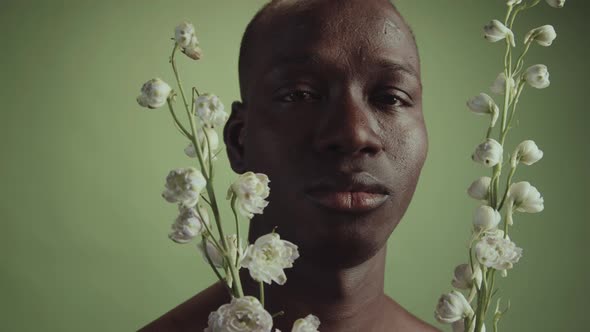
left=184, top=127, right=220, bottom=161
left=473, top=205, right=501, bottom=232
left=137, top=78, right=172, bottom=109
left=505, top=181, right=544, bottom=225
left=466, top=93, right=499, bottom=127
left=525, top=25, right=557, bottom=47
left=161, top=167, right=206, bottom=207
left=467, top=176, right=491, bottom=201
left=546, top=0, right=565, bottom=8
left=228, top=172, right=271, bottom=219
left=169, top=205, right=208, bottom=243
left=197, top=238, right=224, bottom=268
left=475, top=233, right=523, bottom=270
left=452, top=263, right=483, bottom=290
left=435, top=290, right=474, bottom=324
left=472, top=138, right=503, bottom=167
left=195, top=93, right=228, bottom=128
left=483, top=20, right=515, bottom=47
left=241, top=232, right=299, bottom=285
left=510, top=140, right=543, bottom=167
left=205, top=296, right=273, bottom=332
left=490, top=72, right=516, bottom=95
left=524, top=64, right=550, bottom=89
left=291, top=314, right=321, bottom=332
left=174, top=21, right=202, bottom=60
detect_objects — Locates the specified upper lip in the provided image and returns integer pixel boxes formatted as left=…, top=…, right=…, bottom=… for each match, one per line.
left=304, top=172, right=392, bottom=195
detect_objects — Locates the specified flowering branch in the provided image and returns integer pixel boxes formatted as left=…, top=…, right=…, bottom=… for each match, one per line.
left=435, top=1, right=561, bottom=331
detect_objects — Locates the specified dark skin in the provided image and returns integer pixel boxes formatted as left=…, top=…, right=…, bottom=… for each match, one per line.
left=142, top=0, right=440, bottom=331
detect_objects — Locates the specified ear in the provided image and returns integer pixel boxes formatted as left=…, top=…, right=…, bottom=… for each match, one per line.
left=223, top=101, right=247, bottom=173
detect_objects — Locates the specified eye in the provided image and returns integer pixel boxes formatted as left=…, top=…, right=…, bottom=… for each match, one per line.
left=371, top=89, right=412, bottom=109
left=277, top=90, right=321, bottom=103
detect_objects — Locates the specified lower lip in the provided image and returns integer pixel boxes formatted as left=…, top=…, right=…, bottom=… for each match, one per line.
left=305, top=191, right=389, bottom=213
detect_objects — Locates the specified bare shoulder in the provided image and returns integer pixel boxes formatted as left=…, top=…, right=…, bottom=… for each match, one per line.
left=139, top=282, right=230, bottom=332
left=384, top=296, right=442, bottom=332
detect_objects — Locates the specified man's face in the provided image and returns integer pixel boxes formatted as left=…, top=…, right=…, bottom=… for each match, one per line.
left=226, top=0, right=427, bottom=267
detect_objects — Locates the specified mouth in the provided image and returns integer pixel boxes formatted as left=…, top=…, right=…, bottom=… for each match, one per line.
left=304, top=172, right=391, bottom=213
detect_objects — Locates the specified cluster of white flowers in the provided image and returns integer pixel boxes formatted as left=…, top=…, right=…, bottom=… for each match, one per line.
left=139, top=20, right=319, bottom=332
left=228, top=172, right=271, bottom=219
left=174, top=22, right=203, bottom=60
left=241, top=232, right=300, bottom=285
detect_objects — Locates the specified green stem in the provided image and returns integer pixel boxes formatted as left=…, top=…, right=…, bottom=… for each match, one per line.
left=230, top=195, right=242, bottom=267
left=259, top=281, right=265, bottom=307
left=498, top=166, right=517, bottom=211
left=166, top=99, right=192, bottom=139
left=170, top=45, right=191, bottom=117
left=500, top=82, right=525, bottom=145
left=201, top=234, right=232, bottom=295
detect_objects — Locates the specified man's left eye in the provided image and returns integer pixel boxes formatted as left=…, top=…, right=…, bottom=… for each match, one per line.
left=278, top=90, right=321, bottom=103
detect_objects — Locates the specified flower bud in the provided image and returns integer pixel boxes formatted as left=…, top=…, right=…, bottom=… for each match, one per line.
left=292, top=314, right=321, bottom=332
left=525, top=25, right=557, bottom=47
left=506, top=181, right=544, bottom=225
left=183, top=45, right=203, bottom=60
left=510, top=140, right=543, bottom=167
left=472, top=139, right=503, bottom=167
left=467, top=93, right=499, bottom=126
left=434, top=290, right=474, bottom=324
left=184, top=127, right=220, bottom=161
left=524, top=64, right=550, bottom=89
left=483, top=20, right=515, bottom=47
left=197, top=238, right=224, bottom=268
left=169, top=206, right=206, bottom=244
left=473, top=205, right=501, bottom=232
left=452, top=263, right=483, bottom=290
left=137, top=78, right=172, bottom=109
left=545, top=0, right=565, bottom=8
left=490, top=72, right=516, bottom=95
left=161, top=167, right=207, bottom=207
left=174, top=22, right=196, bottom=48
left=467, top=177, right=492, bottom=201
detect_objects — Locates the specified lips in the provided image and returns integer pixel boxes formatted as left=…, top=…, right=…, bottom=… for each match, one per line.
left=304, top=173, right=391, bottom=213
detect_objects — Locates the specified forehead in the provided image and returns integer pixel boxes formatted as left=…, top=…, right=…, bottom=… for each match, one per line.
left=248, top=0, right=419, bottom=81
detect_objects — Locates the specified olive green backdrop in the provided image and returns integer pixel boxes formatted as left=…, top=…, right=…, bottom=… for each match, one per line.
left=1, top=0, right=588, bottom=331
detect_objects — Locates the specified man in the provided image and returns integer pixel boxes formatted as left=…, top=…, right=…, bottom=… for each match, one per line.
left=143, top=0, right=438, bottom=330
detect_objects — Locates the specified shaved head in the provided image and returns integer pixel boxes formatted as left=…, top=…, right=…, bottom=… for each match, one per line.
left=237, top=0, right=418, bottom=102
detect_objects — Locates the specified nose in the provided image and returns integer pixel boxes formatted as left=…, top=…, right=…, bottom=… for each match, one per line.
left=312, top=89, right=383, bottom=157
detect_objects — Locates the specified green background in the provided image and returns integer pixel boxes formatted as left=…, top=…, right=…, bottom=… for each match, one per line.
left=1, top=0, right=588, bottom=331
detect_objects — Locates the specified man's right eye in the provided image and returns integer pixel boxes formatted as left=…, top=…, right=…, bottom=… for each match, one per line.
left=277, top=90, right=321, bottom=103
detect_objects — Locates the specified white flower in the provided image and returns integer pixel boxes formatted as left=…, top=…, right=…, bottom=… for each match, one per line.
left=472, top=139, right=503, bottom=167
left=197, top=238, right=224, bottom=268
left=205, top=296, right=273, bottom=332
left=510, top=140, right=543, bottom=167
left=184, top=127, right=220, bottom=161
left=506, top=0, right=522, bottom=5
left=490, top=72, right=516, bottom=95
left=291, top=314, right=320, bottom=332
left=174, top=22, right=203, bottom=60
left=473, top=205, right=501, bottom=232
left=137, top=78, right=172, bottom=109
left=174, top=22, right=196, bottom=48
left=475, top=233, right=523, bottom=270
left=452, top=263, right=483, bottom=290
left=546, top=0, right=565, bottom=8
left=161, top=167, right=206, bottom=207
left=195, top=93, right=228, bottom=128
left=524, top=64, right=550, bottom=89
left=466, top=93, right=499, bottom=127
left=169, top=205, right=207, bottom=243
left=435, top=290, right=474, bottom=324
left=525, top=25, right=557, bottom=47
left=467, top=177, right=492, bottom=201
left=506, top=181, right=544, bottom=225
left=483, top=20, right=515, bottom=47
left=241, top=232, right=299, bottom=285
left=228, top=172, right=271, bottom=219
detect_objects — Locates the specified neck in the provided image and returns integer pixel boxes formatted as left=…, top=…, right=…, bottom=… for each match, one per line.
left=240, top=244, right=389, bottom=332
